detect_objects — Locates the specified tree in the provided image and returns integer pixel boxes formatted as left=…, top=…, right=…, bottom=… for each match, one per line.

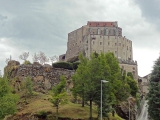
left=32, top=53, right=39, bottom=62
left=32, top=51, right=48, bottom=65
left=127, top=72, right=134, bottom=80
left=50, top=76, right=68, bottom=120
left=72, top=52, right=130, bottom=119
left=0, top=77, right=19, bottom=119
left=147, top=57, right=160, bottom=120
left=19, top=52, right=29, bottom=62
left=50, top=55, right=58, bottom=63
left=5, top=55, right=12, bottom=65
left=126, top=74, right=138, bottom=97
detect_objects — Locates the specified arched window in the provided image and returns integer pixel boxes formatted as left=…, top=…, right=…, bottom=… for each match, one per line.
left=105, top=29, right=108, bottom=35
left=97, top=28, right=100, bottom=35
left=89, top=28, right=92, bottom=33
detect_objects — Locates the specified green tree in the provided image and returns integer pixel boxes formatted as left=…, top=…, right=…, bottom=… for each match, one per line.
left=126, top=76, right=138, bottom=97
left=72, top=52, right=130, bottom=119
left=127, top=72, right=134, bottom=80
left=72, top=53, right=88, bottom=107
left=147, top=57, right=160, bottom=120
left=0, top=77, right=19, bottom=119
left=50, top=75, right=68, bottom=120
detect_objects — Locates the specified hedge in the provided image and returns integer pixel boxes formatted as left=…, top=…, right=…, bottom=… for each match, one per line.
left=52, top=61, right=80, bottom=70
left=52, top=62, right=73, bottom=70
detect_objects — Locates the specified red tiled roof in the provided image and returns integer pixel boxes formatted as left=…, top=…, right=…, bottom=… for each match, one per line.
left=87, top=21, right=117, bottom=27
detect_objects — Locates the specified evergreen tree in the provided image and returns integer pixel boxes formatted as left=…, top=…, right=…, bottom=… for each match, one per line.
left=147, top=57, right=160, bottom=120
left=0, top=77, right=19, bottom=119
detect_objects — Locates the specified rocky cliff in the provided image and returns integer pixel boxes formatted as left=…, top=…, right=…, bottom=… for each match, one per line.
left=4, top=60, right=75, bottom=93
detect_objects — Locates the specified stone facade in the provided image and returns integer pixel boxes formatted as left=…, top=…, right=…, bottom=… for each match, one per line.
left=59, top=21, right=138, bottom=80
left=138, top=73, right=151, bottom=96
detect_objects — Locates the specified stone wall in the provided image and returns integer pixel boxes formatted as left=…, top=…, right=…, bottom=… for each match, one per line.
left=5, top=61, right=75, bottom=93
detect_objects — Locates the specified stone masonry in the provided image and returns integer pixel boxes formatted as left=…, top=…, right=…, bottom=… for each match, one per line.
left=59, top=21, right=138, bottom=80
left=5, top=61, right=75, bottom=93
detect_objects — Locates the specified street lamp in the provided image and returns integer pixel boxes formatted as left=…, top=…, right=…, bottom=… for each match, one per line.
left=128, top=97, right=132, bottom=120
left=101, top=80, right=108, bottom=120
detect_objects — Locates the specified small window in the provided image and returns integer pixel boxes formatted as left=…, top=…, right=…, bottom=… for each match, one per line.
left=93, top=41, right=94, bottom=44
left=100, top=42, right=102, bottom=45
left=115, top=51, right=117, bottom=54
left=119, top=43, right=121, bottom=46
left=108, top=42, right=110, bottom=45
left=115, top=43, right=117, bottom=46
left=123, top=44, right=124, bottom=47
left=127, top=46, right=128, bottom=50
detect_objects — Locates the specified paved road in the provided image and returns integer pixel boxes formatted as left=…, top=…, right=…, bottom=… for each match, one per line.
left=137, top=101, right=148, bottom=120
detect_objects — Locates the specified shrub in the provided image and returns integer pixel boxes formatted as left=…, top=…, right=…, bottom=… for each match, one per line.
left=52, top=62, right=73, bottom=70
left=23, top=60, right=31, bottom=65
left=37, top=110, right=47, bottom=118
left=72, top=62, right=80, bottom=70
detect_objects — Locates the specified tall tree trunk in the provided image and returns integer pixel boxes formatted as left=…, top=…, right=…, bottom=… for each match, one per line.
left=56, top=105, right=59, bottom=120
left=90, top=100, right=92, bottom=120
left=82, top=89, right=84, bottom=107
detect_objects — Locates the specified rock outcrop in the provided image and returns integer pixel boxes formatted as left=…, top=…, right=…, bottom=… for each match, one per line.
left=4, top=60, right=75, bottom=93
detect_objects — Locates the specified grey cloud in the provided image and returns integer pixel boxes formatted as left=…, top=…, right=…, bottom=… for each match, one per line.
left=134, top=0, right=160, bottom=29
left=0, top=14, right=7, bottom=20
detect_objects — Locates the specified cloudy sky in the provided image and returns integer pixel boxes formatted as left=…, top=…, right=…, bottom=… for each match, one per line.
left=0, top=0, right=160, bottom=77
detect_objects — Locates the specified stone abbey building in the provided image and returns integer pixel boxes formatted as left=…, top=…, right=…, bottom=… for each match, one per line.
left=59, top=21, right=138, bottom=80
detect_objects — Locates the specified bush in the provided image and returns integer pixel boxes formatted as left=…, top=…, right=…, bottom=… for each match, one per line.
left=37, top=110, right=47, bottom=118
left=72, top=62, right=80, bottom=70
left=24, top=60, right=31, bottom=65
left=52, top=62, right=73, bottom=70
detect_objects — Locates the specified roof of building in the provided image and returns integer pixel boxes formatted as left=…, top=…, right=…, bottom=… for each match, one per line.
left=87, top=21, right=118, bottom=27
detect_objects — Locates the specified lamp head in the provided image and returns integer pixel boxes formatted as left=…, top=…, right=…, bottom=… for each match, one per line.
left=101, top=80, right=108, bottom=83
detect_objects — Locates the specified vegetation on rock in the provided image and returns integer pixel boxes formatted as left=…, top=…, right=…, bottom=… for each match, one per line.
left=0, top=77, right=19, bottom=119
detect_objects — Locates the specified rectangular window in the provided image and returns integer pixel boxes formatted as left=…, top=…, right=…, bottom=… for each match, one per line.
left=108, top=42, right=110, bottom=45
left=100, top=42, right=102, bottom=45
left=115, top=43, right=117, bottom=46
left=119, top=43, right=121, bottom=46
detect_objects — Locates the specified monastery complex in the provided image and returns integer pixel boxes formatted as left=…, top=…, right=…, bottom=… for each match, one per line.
left=59, top=21, right=138, bottom=80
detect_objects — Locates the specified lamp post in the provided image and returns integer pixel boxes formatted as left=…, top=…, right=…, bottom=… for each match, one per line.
left=101, top=80, right=108, bottom=120
left=128, top=97, right=132, bottom=120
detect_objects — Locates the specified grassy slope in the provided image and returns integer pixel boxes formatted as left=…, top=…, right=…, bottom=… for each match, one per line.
left=8, top=92, right=123, bottom=120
